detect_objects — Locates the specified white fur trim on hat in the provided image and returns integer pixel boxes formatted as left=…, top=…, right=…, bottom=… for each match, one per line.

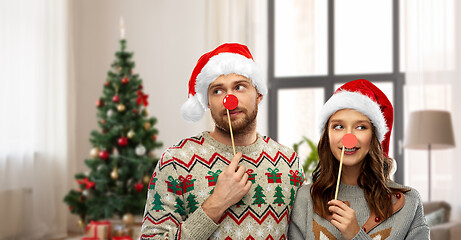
left=194, top=52, right=266, bottom=111
left=180, top=94, right=206, bottom=123
left=319, top=91, right=388, bottom=142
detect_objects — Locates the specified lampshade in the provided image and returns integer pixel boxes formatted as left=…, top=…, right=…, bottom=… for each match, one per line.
left=405, top=110, right=456, bottom=149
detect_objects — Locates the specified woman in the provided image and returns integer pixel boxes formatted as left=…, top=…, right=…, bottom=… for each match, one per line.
left=288, top=79, right=429, bottom=240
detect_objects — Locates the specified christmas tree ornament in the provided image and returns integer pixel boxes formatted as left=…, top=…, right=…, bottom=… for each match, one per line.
left=104, top=81, right=110, bottom=87
left=134, top=182, right=144, bottom=193
left=90, top=147, right=100, bottom=158
left=144, top=122, right=151, bottom=130
left=135, top=144, right=146, bottom=156
left=143, top=175, right=150, bottom=184
left=153, top=135, right=157, bottom=141
left=148, top=150, right=155, bottom=158
left=118, top=137, right=128, bottom=147
left=107, top=109, right=114, bottom=118
left=139, top=84, right=143, bottom=90
left=144, top=108, right=150, bottom=116
left=122, top=77, right=129, bottom=84
left=127, top=130, right=135, bottom=139
left=112, top=148, right=119, bottom=157
left=78, top=219, right=85, bottom=228
left=132, top=108, right=138, bottom=114
left=100, top=119, right=106, bottom=124
left=122, top=213, right=135, bottom=226
left=117, top=103, right=126, bottom=112
left=111, top=167, right=119, bottom=179
left=116, top=66, right=122, bottom=73
left=96, top=99, right=104, bottom=108
left=82, top=189, right=93, bottom=197
left=99, top=150, right=109, bottom=160
left=112, top=95, right=120, bottom=103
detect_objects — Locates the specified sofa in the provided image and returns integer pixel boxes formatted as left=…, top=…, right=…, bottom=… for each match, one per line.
left=423, top=201, right=461, bottom=240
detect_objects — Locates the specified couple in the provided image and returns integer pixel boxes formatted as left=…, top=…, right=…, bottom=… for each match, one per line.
left=140, top=43, right=429, bottom=240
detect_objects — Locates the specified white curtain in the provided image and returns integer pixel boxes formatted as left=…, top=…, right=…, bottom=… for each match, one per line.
left=204, top=0, right=269, bottom=135
left=404, top=0, right=461, bottom=220
left=0, top=0, right=73, bottom=239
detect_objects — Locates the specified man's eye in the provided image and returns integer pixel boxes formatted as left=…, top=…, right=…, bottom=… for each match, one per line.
left=214, top=89, right=223, bottom=94
left=236, top=85, right=245, bottom=91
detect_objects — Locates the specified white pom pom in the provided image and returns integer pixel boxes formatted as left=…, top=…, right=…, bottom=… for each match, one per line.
left=180, top=95, right=205, bottom=122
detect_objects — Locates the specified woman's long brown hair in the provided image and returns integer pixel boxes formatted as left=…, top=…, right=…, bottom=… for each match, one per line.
left=311, top=122, right=407, bottom=220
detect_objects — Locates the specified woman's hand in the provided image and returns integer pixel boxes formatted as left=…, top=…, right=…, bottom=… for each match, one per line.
left=328, top=199, right=361, bottom=240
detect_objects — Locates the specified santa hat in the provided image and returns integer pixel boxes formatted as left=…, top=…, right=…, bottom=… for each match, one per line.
left=180, top=43, right=266, bottom=122
left=319, top=79, right=393, bottom=156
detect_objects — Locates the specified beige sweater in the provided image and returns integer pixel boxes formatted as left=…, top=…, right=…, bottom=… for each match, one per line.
left=141, top=131, right=303, bottom=240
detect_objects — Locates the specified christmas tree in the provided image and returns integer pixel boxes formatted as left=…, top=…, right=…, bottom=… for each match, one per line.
left=63, top=38, right=163, bottom=224
left=252, top=184, right=266, bottom=207
left=272, top=185, right=285, bottom=206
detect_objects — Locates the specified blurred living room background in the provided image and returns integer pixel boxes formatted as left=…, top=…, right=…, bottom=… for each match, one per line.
left=1, top=0, right=460, bottom=239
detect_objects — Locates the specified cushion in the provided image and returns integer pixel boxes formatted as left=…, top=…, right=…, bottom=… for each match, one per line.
left=425, top=208, right=446, bottom=227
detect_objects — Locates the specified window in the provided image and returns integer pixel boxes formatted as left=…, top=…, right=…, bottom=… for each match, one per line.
left=268, top=0, right=405, bottom=183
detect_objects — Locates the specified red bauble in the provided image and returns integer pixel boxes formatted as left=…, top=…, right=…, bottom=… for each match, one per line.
left=101, top=119, right=106, bottom=124
left=139, top=85, right=143, bottom=90
left=118, top=137, right=128, bottom=147
left=132, top=108, right=138, bottom=114
left=104, top=81, right=110, bottom=87
left=153, top=135, right=157, bottom=141
left=112, top=95, right=120, bottom=103
left=96, top=99, right=104, bottom=107
left=99, top=150, right=109, bottom=160
left=122, top=77, right=129, bottom=84
left=134, top=182, right=144, bottom=192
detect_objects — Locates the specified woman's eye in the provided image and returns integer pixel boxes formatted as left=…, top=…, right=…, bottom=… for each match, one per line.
left=357, top=125, right=367, bottom=130
left=333, top=124, right=343, bottom=130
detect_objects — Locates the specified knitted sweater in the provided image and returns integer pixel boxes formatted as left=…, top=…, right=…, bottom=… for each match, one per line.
left=141, top=131, right=304, bottom=240
left=288, top=182, right=430, bottom=240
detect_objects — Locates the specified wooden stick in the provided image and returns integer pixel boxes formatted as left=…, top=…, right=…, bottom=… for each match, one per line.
left=334, top=146, right=345, bottom=200
left=227, top=109, right=236, bottom=156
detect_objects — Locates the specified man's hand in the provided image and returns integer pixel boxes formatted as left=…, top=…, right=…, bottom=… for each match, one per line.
left=328, top=199, right=361, bottom=240
left=202, top=152, right=252, bottom=223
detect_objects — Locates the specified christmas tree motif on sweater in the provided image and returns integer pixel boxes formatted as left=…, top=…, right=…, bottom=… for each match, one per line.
left=186, top=194, right=199, bottom=214
left=235, top=197, right=246, bottom=208
left=150, top=192, right=165, bottom=212
left=252, top=184, right=267, bottom=207
left=265, top=168, right=282, bottom=183
left=246, top=169, right=257, bottom=183
left=272, top=185, right=285, bottom=206
left=148, top=172, right=157, bottom=190
left=205, top=170, right=222, bottom=186
left=174, top=197, right=186, bottom=217
left=289, top=187, right=296, bottom=207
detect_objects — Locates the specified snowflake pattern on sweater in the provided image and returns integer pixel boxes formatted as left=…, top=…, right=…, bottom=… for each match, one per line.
left=141, top=132, right=304, bottom=240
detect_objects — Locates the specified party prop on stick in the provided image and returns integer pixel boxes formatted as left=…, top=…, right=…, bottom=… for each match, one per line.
left=223, top=94, right=238, bottom=155
left=334, top=133, right=358, bottom=200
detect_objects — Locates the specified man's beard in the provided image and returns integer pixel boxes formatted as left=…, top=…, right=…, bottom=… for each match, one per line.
left=211, top=104, right=258, bottom=135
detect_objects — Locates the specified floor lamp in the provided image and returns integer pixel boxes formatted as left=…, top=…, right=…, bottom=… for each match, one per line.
left=404, top=110, right=455, bottom=201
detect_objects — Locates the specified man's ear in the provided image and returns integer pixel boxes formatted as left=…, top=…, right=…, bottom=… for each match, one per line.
left=257, top=93, right=263, bottom=104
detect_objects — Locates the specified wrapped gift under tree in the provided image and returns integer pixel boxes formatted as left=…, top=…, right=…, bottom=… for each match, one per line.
left=85, top=220, right=111, bottom=240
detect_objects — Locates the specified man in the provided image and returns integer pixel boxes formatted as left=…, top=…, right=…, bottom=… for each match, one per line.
left=141, top=43, right=304, bottom=240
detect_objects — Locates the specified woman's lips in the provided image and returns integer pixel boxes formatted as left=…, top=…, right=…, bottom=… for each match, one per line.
left=340, top=147, right=359, bottom=155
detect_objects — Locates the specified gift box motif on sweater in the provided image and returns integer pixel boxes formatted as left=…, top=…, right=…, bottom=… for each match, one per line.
left=265, top=168, right=282, bottom=183
left=205, top=170, right=222, bottom=186
left=289, top=170, right=303, bottom=186
left=166, top=176, right=183, bottom=195
left=179, top=174, right=196, bottom=194
left=246, top=169, right=257, bottom=183
left=148, top=172, right=157, bottom=190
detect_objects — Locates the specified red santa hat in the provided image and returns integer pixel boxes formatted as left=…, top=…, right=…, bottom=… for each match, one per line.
left=180, top=43, right=266, bottom=122
left=319, top=79, right=393, bottom=156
